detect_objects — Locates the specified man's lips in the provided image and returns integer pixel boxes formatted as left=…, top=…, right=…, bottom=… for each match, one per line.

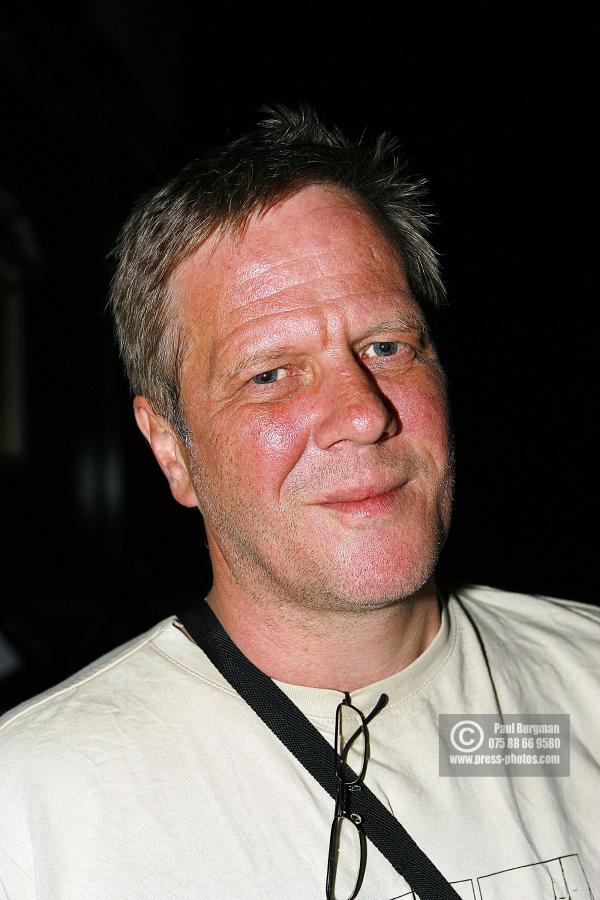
left=314, top=481, right=409, bottom=518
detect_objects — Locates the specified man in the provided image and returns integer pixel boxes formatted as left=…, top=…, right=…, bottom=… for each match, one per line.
left=0, top=106, right=598, bottom=899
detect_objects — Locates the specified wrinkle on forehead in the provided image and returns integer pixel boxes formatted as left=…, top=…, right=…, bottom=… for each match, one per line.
left=219, top=296, right=424, bottom=349
left=174, top=185, right=401, bottom=299
left=225, top=280, right=415, bottom=327
left=230, top=240, right=402, bottom=301
left=180, top=245, right=403, bottom=314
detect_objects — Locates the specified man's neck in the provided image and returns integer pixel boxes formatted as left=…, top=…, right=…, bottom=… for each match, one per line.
left=204, top=577, right=442, bottom=692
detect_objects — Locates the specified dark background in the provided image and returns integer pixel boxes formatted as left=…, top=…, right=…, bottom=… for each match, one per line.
left=0, top=9, right=597, bottom=713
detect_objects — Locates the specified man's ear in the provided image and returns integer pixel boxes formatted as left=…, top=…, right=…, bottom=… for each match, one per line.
left=133, top=396, right=198, bottom=508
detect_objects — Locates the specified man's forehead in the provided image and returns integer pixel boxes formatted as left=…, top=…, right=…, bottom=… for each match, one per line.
left=172, top=184, right=413, bottom=332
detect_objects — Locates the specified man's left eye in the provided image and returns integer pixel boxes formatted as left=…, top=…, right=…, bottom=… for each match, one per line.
left=252, top=368, right=286, bottom=385
left=363, top=341, right=402, bottom=358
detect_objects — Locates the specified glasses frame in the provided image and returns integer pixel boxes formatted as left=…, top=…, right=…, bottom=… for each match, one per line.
left=325, top=692, right=387, bottom=900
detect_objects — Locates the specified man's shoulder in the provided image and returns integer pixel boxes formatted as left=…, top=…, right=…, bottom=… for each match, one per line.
left=0, top=615, right=179, bottom=750
left=451, top=583, right=600, bottom=659
left=452, top=582, right=600, bottom=623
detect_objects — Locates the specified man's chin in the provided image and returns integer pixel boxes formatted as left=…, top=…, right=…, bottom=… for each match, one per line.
left=297, top=559, right=439, bottom=614
left=297, top=520, right=447, bottom=612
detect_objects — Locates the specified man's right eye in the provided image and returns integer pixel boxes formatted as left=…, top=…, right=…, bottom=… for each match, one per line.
left=251, top=368, right=285, bottom=385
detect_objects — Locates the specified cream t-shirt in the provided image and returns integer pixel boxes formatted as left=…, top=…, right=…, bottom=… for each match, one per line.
left=0, top=584, right=598, bottom=899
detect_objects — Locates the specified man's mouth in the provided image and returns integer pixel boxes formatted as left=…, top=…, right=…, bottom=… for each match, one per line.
left=315, top=481, right=408, bottom=519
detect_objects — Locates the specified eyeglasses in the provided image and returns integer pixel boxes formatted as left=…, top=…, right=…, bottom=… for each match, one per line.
left=326, top=691, right=388, bottom=900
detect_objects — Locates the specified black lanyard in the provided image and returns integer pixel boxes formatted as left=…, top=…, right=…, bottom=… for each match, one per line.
left=176, top=601, right=461, bottom=900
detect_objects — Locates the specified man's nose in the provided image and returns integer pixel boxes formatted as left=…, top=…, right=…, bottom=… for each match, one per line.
left=312, top=360, right=399, bottom=450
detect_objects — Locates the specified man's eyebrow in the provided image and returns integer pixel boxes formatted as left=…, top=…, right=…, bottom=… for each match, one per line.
left=219, top=344, right=299, bottom=381
left=358, top=313, right=428, bottom=339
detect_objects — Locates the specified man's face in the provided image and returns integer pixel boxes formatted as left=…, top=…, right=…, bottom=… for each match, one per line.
left=171, top=186, right=453, bottom=612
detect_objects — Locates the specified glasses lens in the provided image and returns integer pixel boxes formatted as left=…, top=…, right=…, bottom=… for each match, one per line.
left=337, top=704, right=366, bottom=781
left=328, top=816, right=364, bottom=900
